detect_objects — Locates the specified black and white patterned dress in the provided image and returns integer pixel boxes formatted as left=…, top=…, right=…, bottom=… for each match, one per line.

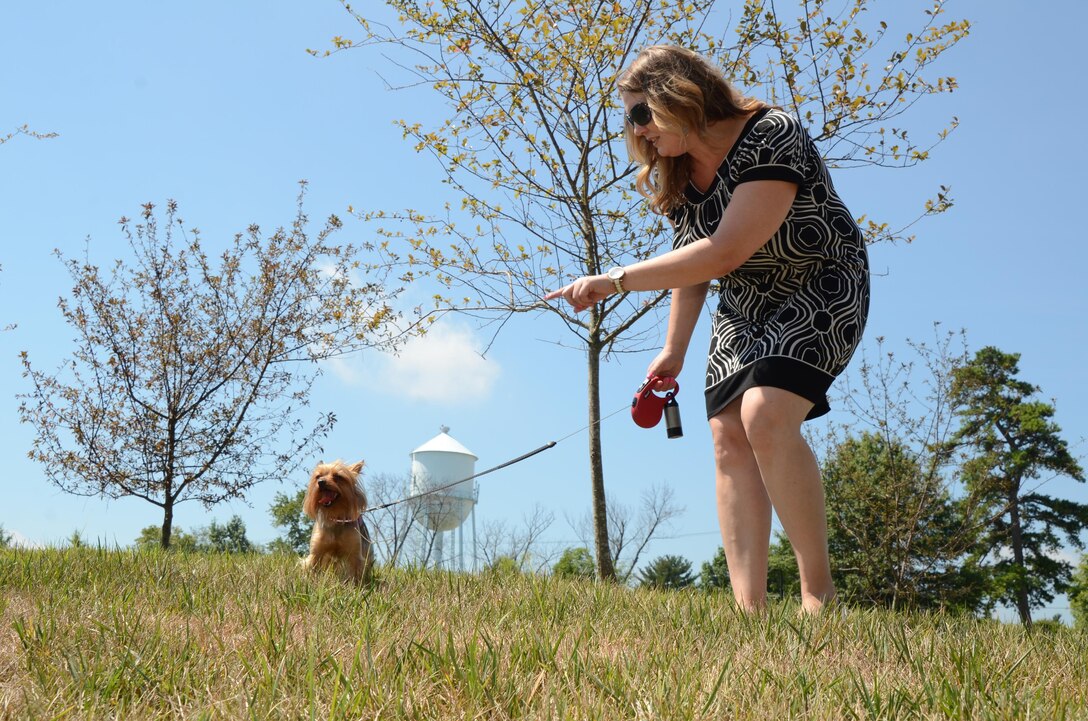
left=669, top=107, right=869, bottom=420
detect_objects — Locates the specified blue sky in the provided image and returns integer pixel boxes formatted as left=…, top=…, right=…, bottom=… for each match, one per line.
left=2, top=2, right=1086, bottom=617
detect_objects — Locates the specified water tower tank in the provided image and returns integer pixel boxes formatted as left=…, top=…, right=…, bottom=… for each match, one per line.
left=409, top=426, right=478, bottom=532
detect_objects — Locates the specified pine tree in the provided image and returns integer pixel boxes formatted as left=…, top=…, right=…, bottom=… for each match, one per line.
left=949, top=347, right=1087, bottom=625
left=637, top=555, right=695, bottom=590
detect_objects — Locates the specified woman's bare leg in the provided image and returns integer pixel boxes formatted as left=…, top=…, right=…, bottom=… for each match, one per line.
left=739, top=386, right=836, bottom=613
left=709, top=400, right=772, bottom=612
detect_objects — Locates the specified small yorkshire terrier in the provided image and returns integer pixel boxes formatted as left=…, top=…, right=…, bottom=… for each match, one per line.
left=302, top=459, right=374, bottom=584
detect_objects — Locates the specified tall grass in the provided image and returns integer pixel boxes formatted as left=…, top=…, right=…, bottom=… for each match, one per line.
left=1, top=547, right=1085, bottom=720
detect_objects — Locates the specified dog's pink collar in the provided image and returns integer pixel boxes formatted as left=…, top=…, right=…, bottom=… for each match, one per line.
left=333, top=515, right=365, bottom=530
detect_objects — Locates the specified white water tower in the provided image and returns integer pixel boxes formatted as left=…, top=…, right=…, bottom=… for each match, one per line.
left=409, top=426, right=479, bottom=571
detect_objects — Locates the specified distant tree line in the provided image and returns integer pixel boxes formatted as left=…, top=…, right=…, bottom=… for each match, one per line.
left=134, top=516, right=255, bottom=554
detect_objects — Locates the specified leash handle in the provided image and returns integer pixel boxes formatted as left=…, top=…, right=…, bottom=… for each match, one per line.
left=643, top=374, right=678, bottom=393
left=632, top=375, right=679, bottom=428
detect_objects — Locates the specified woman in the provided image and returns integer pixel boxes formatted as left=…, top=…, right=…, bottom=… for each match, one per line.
left=545, top=45, right=869, bottom=614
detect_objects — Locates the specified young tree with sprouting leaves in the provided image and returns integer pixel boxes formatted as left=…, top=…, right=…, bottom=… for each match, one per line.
left=318, top=0, right=968, bottom=579
left=948, top=346, right=1087, bottom=626
left=19, top=186, right=403, bottom=549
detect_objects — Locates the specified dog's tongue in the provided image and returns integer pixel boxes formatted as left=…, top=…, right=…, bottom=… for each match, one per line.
left=318, top=489, right=338, bottom=506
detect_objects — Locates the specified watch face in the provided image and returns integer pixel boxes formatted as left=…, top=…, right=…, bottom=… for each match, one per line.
left=608, top=267, right=624, bottom=279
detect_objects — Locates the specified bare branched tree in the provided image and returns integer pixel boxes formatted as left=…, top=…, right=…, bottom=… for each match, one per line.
left=18, top=186, right=403, bottom=547
left=571, top=482, right=684, bottom=582
left=364, top=472, right=426, bottom=566
left=477, top=503, right=557, bottom=573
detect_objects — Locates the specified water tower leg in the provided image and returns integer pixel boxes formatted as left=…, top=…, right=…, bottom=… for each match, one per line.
left=435, top=529, right=444, bottom=570
left=457, top=521, right=464, bottom=572
left=471, top=504, right=478, bottom=573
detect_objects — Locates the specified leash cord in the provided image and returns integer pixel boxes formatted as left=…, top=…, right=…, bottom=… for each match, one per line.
left=365, top=403, right=629, bottom=514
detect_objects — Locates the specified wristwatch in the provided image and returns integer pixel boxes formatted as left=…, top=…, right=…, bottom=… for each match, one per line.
left=607, top=266, right=627, bottom=294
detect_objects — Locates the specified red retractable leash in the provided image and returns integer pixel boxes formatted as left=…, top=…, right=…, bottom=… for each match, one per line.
left=631, top=375, right=683, bottom=439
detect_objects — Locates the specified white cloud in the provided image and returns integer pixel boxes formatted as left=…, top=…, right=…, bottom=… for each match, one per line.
left=380, top=324, right=501, bottom=403
left=320, top=322, right=501, bottom=404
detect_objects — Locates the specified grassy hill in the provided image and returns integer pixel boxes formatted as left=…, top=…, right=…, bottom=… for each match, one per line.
left=1, top=547, right=1086, bottom=720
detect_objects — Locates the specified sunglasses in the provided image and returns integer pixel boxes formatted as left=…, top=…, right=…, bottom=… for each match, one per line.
left=624, top=102, right=653, bottom=127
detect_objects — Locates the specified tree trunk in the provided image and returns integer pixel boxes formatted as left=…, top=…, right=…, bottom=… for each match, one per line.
left=1008, top=492, right=1031, bottom=625
left=587, top=337, right=616, bottom=581
left=161, top=502, right=174, bottom=550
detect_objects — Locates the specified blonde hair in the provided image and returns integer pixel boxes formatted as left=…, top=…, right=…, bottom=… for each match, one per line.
left=618, top=45, right=769, bottom=215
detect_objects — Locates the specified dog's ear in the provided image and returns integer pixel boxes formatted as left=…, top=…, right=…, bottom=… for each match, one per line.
left=349, top=460, right=364, bottom=475
left=302, top=478, right=319, bottom=520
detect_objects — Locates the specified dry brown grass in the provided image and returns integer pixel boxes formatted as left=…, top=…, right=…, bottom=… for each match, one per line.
left=1, top=547, right=1086, bottom=720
